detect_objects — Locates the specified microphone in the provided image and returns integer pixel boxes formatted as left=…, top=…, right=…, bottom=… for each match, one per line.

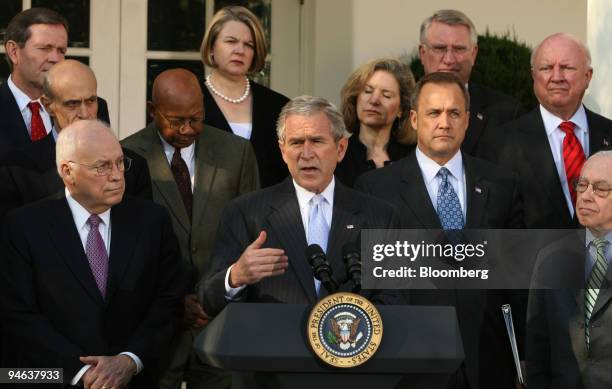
left=306, top=244, right=338, bottom=294
left=342, top=242, right=361, bottom=292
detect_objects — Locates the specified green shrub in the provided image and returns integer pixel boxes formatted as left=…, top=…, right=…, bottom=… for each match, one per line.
left=408, top=31, right=537, bottom=110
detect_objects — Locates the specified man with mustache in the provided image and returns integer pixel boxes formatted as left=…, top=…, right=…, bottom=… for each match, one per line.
left=495, top=33, right=612, bottom=229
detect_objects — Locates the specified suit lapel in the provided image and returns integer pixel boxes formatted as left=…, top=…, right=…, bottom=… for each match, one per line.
left=0, top=82, right=30, bottom=146
left=586, top=108, right=612, bottom=154
left=267, top=180, right=316, bottom=303
left=139, top=123, right=191, bottom=233
left=399, top=153, right=442, bottom=228
left=105, top=201, right=138, bottom=304
left=327, top=183, right=362, bottom=278
left=192, top=129, right=217, bottom=230
left=463, top=84, right=487, bottom=155
left=48, top=196, right=104, bottom=304
left=518, top=109, right=572, bottom=224
left=464, top=155, right=489, bottom=228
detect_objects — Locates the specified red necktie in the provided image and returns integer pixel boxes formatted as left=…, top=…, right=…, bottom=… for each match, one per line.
left=559, top=121, right=586, bottom=206
left=27, top=101, right=47, bottom=141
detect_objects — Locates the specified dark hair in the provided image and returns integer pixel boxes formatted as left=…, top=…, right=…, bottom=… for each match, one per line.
left=4, top=8, right=68, bottom=70
left=410, top=72, right=470, bottom=111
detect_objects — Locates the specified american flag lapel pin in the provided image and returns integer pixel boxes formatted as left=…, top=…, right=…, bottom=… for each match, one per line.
left=346, top=224, right=354, bottom=229
left=604, top=138, right=610, bottom=147
left=475, top=187, right=482, bottom=194
left=476, top=112, right=484, bottom=121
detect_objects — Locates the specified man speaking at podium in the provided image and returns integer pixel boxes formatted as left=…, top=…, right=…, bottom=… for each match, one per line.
left=200, top=96, right=398, bottom=315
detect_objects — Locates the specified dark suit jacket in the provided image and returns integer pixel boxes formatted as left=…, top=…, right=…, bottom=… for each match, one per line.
left=200, top=178, right=399, bottom=316
left=355, top=152, right=524, bottom=389
left=0, top=80, right=111, bottom=154
left=492, top=107, right=612, bottom=229
left=0, top=195, right=184, bottom=388
left=122, top=122, right=260, bottom=289
left=0, top=135, right=152, bottom=222
left=527, top=231, right=612, bottom=389
left=463, top=83, right=524, bottom=158
left=202, top=80, right=289, bottom=188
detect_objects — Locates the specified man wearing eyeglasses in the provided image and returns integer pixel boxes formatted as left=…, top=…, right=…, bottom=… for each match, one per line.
left=122, top=68, right=259, bottom=389
left=0, top=59, right=151, bottom=221
left=418, top=9, right=523, bottom=158
left=0, top=119, right=184, bottom=389
left=493, top=33, right=612, bottom=229
left=527, top=151, right=612, bottom=388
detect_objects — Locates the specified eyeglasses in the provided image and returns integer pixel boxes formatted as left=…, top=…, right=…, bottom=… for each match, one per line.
left=425, top=44, right=470, bottom=56
left=68, top=157, right=132, bottom=176
left=157, top=110, right=204, bottom=131
left=574, top=178, right=612, bottom=198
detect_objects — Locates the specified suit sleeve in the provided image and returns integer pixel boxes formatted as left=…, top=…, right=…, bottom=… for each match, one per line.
left=123, top=208, right=184, bottom=368
left=124, top=148, right=153, bottom=200
left=0, top=211, right=85, bottom=378
left=525, top=288, right=552, bottom=389
left=199, top=200, right=253, bottom=316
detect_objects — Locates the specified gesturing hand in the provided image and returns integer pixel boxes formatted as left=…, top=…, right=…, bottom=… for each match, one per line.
left=229, top=231, right=288, bottom=287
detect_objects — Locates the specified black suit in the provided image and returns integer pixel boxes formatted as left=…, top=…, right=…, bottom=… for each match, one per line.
left=0, top=135, right=152, bottom=222
left=0, top=80, right=111, bottom=154
left=200, top=178, right=399, bottom=316
left=492, top=107, right=612, bottom=228
left=202, top=80, right=289, bottom=188
left=355, top=152, right=524, bottom=389
left=465, top=83, right=524, bottom=159
left=0, top=195, right=184, bottom=388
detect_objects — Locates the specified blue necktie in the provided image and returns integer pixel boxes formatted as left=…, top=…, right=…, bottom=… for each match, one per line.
left=436, top=167, right=464, bottom=230
left=308, top=194, right=329, bottom=293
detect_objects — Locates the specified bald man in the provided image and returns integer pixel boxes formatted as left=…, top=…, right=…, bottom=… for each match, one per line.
left=493, top=33, right=612, bottom=229
left=0, top=60, right=151, bottom=221
left=1, top=119, right=183, bottom=388
left=122, top=69, right=259, bottom=389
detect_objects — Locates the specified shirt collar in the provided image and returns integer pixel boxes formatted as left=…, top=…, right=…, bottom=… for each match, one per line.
left=158, top=133, right=196, bottom=162
left=65, top=187, right=111, bottom=229
left=415, top=146, right=463, bottom=185
left=585, top=229, right=612, bottom=248
left=293, top=177, right=335, bottom=210
left=7, top=74, right=49, bottom=115
left=540, top=104, right=588, bottom=137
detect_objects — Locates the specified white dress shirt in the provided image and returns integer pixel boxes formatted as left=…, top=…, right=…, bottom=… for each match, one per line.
left=415, top=147, right=467, bottom=220
left=540, top=104, right=589, bottom=216
left=7, top=75, right=53, bottom=137
left=224, top=178, right=336, bottom=297
left=159, top=135, right=196, bottom=190
left=65, top=189, right=143, bottom=384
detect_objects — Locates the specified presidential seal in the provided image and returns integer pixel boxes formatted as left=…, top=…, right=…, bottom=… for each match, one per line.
left=307, top=292, right=383, bottom=368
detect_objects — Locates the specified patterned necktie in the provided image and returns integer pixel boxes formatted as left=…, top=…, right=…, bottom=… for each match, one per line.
left=308, top=194, right=329, bottom=294
left=559, top=121, right=586, bottom=207
left=171, top=148, right=193, bottom=218
left=585, top=238, right=610, bottom=349
left=86, top=215, right=108, bottom=298
left=27, top=101, right=47, bottom=141
left=436, top=167, right=464, bottom=230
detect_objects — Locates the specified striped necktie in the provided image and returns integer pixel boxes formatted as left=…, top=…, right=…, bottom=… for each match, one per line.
left=585, top=238, right=609, bottom=349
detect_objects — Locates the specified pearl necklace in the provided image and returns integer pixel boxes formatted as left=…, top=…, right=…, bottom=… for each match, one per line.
left=205, top=75, right=250, bottom=104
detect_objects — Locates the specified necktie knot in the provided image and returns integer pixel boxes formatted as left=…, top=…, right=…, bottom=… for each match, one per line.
left=28, top=101, right=41, bottom=113
left=87, top=214, right=102, bottom=229
left=310, top=194, right=326, bottom=207
left=593, top=238, right=610, bottom=252
left=559, top=121, right=576, bottom=135
left=438, top=167, right=451, bottom=180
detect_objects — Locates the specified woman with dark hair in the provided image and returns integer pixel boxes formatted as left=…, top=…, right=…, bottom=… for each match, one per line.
left=200, top=6, right=289, bottom=187
left=335, top=58, right=416, bottom=187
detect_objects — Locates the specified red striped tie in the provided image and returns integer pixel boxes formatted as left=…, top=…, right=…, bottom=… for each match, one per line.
left=559, top=121, right=585, bottom=206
